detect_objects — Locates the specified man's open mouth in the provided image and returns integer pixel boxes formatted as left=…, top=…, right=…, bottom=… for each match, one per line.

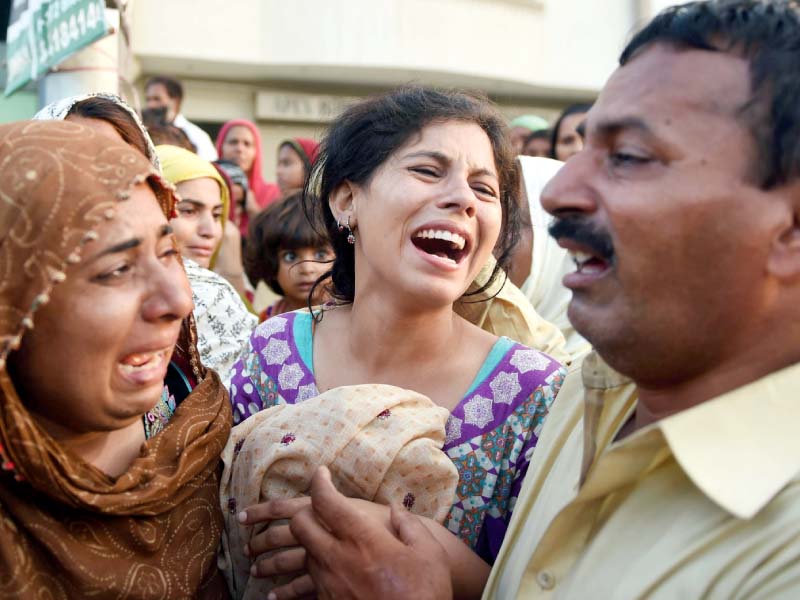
left=569, top=249, right=610, bottom=274
left=411, top=228, right=469, bottom=265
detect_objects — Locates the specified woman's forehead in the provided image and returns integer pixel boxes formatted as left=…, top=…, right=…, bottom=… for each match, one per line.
left=397, top=121, right=498, bottom=175
left=227, top=126, right=254, bottom=141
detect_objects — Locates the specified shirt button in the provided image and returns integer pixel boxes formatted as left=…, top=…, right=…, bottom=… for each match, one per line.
left=537, top=570, right=556, bottom=590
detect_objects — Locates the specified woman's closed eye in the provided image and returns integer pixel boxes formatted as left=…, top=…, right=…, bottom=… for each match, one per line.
left=410, top=165, right=440, bottom=178
left=471, top=182, right=498, bottom=199
left=93, top=262, right=132, bottom=283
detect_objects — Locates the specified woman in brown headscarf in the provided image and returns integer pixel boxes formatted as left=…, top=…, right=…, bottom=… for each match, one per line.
left=0, top=120, right=231, bottom=599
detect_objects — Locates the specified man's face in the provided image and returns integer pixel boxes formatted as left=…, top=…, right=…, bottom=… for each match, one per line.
left=542, top=44, right=792, bottom=386
left=145, top=83, right=179, bottom=122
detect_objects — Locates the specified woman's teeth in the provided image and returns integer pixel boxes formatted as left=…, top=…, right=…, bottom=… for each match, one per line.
left=118, top=349, right=168, bottom=373
left=413, top=229, right=466, bottom=250
left=434, top=252, right=457, bottom=265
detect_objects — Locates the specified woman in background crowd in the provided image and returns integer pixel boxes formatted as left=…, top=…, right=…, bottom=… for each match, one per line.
left=0, top=120, right=231, bottom=598
left=522, top=128, right=552, bottom=157
left=549, top=102, right=593, bottom=161
left=214, top=159, right=250, bottom=229
left=275, top=137, right=319, bottom=196
left=156, top=144, right=229, bottom=270
left=216, top=119, right=281, bottom=236
left=507, top=114, right=548, bottom=155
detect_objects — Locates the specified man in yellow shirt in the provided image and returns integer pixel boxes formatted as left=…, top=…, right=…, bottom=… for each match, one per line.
left=284, top=2, right=800, bottom=598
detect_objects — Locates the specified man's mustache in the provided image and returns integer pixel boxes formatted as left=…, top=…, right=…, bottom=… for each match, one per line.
left=548, top=217, right=616, bottom=264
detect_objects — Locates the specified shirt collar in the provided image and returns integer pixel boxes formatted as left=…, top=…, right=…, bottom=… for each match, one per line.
left=658, top=361, right=800, bottom=519
left=582, top=353, right=800, bottom=519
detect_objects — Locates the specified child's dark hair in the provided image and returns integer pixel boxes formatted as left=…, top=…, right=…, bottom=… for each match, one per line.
left=244, top=192, right=330, bottom=295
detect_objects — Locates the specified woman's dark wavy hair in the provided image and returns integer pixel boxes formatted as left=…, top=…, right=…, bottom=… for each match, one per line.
left=621, top=0, right=800, bottom=189
left=303, top=85, right=521, bottom=306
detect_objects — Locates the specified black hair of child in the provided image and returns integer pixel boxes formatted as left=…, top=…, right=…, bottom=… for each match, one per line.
left=244, top=191, right=331, bottom=295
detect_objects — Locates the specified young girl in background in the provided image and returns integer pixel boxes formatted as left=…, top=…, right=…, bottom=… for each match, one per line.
left=244, top=192, right=333, bottom=321
left=276, top=137, right=320, bottom=196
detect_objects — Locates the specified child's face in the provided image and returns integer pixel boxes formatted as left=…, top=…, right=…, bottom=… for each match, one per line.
left=277, top=245, right=334, bottom=305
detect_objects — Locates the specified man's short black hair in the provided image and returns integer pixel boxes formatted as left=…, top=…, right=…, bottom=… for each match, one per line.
left=145, top=76, right=184, bottom=102
left=621, top=0, right=800, bottom=190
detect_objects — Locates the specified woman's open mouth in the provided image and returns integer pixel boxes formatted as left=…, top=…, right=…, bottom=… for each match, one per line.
left=411, top=228, right=470, bottom=267
left=116, top=347, right=172, bottom=387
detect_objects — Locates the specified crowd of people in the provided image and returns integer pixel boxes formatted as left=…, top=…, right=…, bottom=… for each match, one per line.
left=0, top=0, right=798, bottom=598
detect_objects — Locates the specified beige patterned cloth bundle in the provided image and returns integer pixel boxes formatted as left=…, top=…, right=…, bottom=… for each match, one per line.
left=218, top=384, right=459, bottom=599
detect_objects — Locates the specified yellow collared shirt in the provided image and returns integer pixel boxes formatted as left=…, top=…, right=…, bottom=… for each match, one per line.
left=484, top=353, right=800, bottom=599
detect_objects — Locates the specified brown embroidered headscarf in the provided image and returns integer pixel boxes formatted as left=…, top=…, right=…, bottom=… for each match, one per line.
left=0, top=121, right=232, bottom=599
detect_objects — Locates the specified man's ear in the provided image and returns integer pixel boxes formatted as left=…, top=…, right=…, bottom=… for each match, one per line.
left=329, top=181, right=357, bottom=229
left=767, top=195, right=800, bottom=282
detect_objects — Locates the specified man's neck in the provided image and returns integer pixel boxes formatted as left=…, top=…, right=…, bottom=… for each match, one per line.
left=634, top=351, right=800, bottom=431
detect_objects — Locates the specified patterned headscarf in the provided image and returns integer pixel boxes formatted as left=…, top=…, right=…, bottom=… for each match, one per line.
left=0, top=121, right=231, bottom=599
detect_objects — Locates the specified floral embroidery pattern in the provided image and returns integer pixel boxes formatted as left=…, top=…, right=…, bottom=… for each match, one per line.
left=278, top=363, right=305, bottom=390
left=143, top=386, right=177, bottom=440
left=509, top=349, right=551, bottom=374
left=185, top=259, right=257, bottom=387
left=490, top=371, right=521, bottom=405
left=263, top=338, right=291, bottom=366
left=463, top=395, right=494, bottom=428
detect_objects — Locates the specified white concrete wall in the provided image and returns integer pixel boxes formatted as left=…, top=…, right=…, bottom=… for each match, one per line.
left=131, top=0, right=638, bottom=97
left=130, top=0, right=643, bottom=179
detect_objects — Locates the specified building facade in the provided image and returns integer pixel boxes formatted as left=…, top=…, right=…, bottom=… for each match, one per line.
left=129, top=0, right=651, bottom=178
left=2, top=0, right=683, bottom=177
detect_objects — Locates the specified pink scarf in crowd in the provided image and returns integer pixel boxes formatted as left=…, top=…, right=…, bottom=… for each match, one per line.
left=215, top=119, right=280, bottom=235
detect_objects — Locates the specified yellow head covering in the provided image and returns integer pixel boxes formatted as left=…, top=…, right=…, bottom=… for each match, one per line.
left=155, top=144, right=230, bottom=268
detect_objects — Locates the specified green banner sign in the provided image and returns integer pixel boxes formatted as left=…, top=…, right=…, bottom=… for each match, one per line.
left=4, top=0, right=108, bottom=97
